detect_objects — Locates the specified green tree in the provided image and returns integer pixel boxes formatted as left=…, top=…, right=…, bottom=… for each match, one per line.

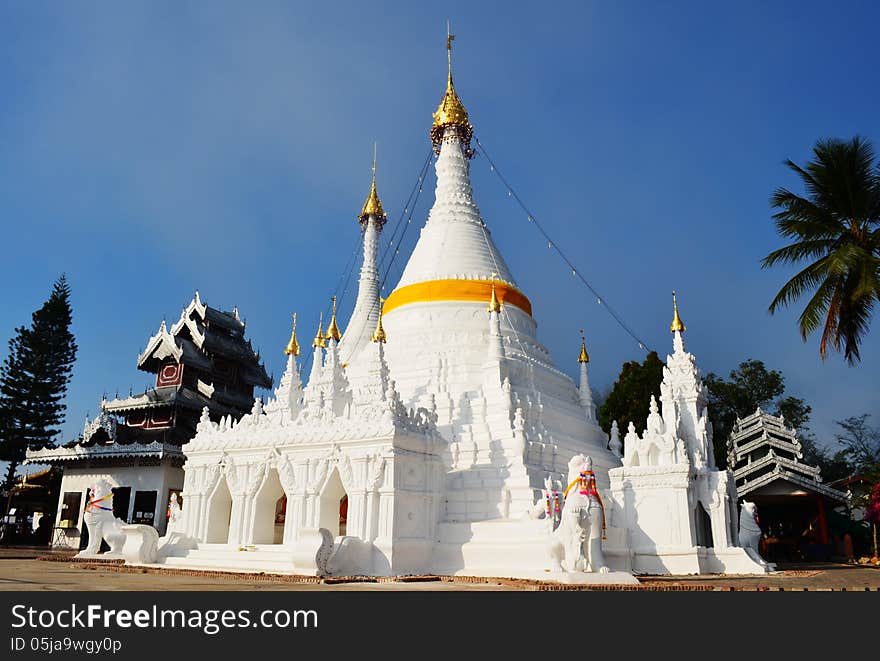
left=0, top=275, right=77, bottom=491
left=704, top=359, right=812, bottom=469
left=761, top=136, right=880, bottom=365
left=597, top=351, right=665, bottom=442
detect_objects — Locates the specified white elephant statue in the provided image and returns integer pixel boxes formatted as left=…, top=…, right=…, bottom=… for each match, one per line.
left=547, top=455, right=609, bottom=574
left=77, top=479, right=126, bottom=556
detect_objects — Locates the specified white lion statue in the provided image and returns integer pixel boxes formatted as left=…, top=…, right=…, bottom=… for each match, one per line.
left=737, top=500, right=761, bottom=554
left=547, top=455, right=609, bottom=574
left=77, top=479, right=126, bottom=556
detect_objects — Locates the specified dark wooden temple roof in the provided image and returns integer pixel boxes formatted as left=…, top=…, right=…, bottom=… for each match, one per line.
left=136, top=291, right=272, bottom=389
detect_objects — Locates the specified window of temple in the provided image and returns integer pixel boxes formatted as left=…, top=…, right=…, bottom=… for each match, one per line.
left=112, top=486, right=131, bottom=523
left=131, top=491, right=157, bottom=526
left=59, top=492, right=82, bottom=529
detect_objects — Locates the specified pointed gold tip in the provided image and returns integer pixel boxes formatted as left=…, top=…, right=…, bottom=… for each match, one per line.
left=578, top=330, right=590, bottom=363
left=284, top=313, right=300, bottom=356
left=487, top=277, right=502, bottom=313
left=313, top=311, right=327, bottom=348
left=431, top=25, right=472, bottom=154
left=371, top=297, right=387, bottom=343
left=359, top=147, right=387, bottom=224
left=325, top=296, right=341, bottom=342
left=670, top=291, right=686, bottom=333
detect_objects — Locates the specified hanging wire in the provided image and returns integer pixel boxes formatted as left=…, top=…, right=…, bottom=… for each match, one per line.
left=474, top=136, right=653, bottom=354
left=379, top=147, right=435, bottom=275
left=300, top=146, right=436, bottom=377
left=379, top=148, right=435, bottom=290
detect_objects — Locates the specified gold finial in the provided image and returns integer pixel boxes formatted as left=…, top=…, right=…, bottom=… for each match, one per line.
left=325, top=296, right=342, bottom=342
left=284, top=313, right=301, bottom=356
left=578, top=329, right=590, bottom=364
left=371, top=297, right=387, bottom=343
left=313, top=311, right=327, bottom=348
left=431, top=22, right=472, bottom=155
left=446, top=20, right=454, bottom=85
left=670, top=291, right=686, bottom=333
left=487, top=272, right=502, bottom=313
left=359, top=143, right=387, bottom=225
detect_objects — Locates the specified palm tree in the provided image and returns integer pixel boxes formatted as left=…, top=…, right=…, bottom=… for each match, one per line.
left=762, top=136, right=880, bottom=364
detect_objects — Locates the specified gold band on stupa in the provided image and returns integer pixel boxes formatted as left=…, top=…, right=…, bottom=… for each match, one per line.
left=383, top=279, right=532, bottom=317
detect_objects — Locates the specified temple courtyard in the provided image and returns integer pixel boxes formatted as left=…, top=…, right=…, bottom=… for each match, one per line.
left=0, top=548, right=876, bottom=591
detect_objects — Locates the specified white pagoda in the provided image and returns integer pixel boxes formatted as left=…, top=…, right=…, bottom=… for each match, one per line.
left=143, top=39, right=768, bottom=578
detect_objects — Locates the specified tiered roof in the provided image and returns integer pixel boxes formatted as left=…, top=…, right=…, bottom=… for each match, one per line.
left=27, top=293, right=271, bottom=466
left=134, top=291, right=271, bottom=388
left=728, top=408, right=847, bottom=503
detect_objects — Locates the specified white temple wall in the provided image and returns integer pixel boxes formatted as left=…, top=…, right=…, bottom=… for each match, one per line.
left=53, top=463, right=182, bottom=547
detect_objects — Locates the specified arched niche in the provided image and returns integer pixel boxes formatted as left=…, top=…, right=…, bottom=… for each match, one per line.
left=252, top=468, right=286, bottom=545
left=318, top=468, right=348, bottom=538
left=205, top=477, right=233, bottom=544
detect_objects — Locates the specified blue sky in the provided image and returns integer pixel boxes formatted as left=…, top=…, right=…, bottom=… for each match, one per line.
left=2, top=1, right=878, bottom=465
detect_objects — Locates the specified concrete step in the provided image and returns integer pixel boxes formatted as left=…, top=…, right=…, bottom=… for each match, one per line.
left=163, top=544, right=298, bottom=573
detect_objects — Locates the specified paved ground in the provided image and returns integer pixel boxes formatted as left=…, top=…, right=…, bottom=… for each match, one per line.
left=0, top=547, right=877, bottom=590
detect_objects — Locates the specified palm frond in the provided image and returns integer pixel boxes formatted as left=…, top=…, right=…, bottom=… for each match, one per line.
left=762, top=241, right=835, bottom=269
left=768, top=255, right=833, bottom=312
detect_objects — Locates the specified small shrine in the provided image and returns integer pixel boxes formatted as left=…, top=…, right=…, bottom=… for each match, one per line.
left=26, top=292, right=270, bottom=547
left=727, top=410, right=849, bottom=562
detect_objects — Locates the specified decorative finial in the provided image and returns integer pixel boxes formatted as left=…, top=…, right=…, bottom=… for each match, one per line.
left=359, top=143, right=387, bottom=226
left=670, top=291, right=686, bottom=333
left=313, top=311, right=327, bottom=348
left=446, top=20, right=455, bottom=85
left=284, top=313, right=300, bottom=356
left=487, top=273, right=502, bottom=313
left=578, top=329, right=590, bottom=364
left=325, top=296, right=341, bottom=342
left=431, top=23, right=473, bottom=156
left=371, top=297, right=387, bottom=343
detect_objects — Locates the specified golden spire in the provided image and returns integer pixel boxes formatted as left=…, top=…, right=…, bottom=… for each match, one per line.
left=670, top=291, right=686, bottom=333
left=359, top=143, right=387, bottom=226
left=312, top=311, right=327, bottom=348
left=284, top=313, right=300, bottom=356
left=487, top=273, right=502, bottom=313
left=430, top=22, right=472, bottom=154
left=325, top=296, right=341, bottom=342
left=371, top=297, right=387, bottom=343
left=578, top=329, right=590, bottom=363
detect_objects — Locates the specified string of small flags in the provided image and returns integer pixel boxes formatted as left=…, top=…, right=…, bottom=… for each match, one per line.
left=473, top=136, right=652, bottom=354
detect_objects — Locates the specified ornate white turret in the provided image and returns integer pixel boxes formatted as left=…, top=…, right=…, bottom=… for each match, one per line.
left=660, top=292, right=715, bottom=469
left=320, top=302, right=350, bottom=417
left=577, top=331, right=595, bottom=421
left=304, top=312, right=326, bottom=409
left=486, top=279, right=505, bottom=364
left=339, top=157, right=386, bottom=366
left=266, top=315, right=304, bottom=419
left=608, top=421, right=622, bottom=459
left=607, top=293, right=768, bottom=574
